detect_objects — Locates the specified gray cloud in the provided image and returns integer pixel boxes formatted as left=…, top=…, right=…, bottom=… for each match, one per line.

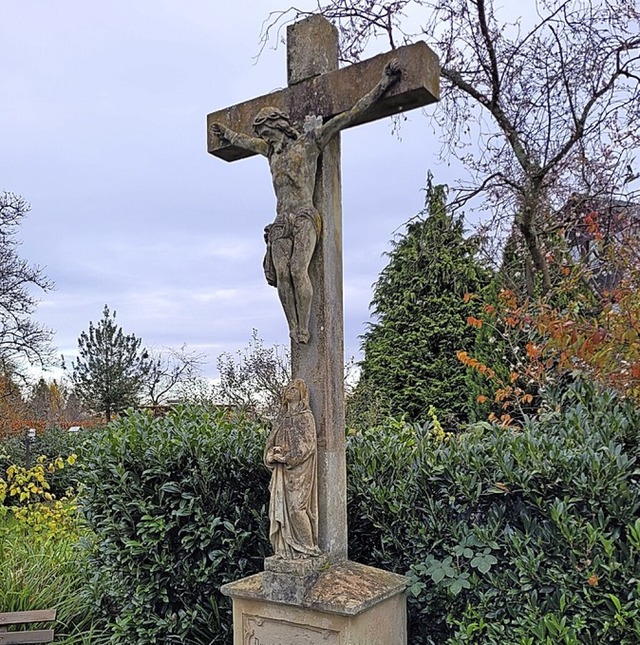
left=2, top=0, right=454, bottom=380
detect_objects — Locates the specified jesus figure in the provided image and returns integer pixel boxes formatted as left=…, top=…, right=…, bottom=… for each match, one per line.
left=210, top=60, right=401, bottom=344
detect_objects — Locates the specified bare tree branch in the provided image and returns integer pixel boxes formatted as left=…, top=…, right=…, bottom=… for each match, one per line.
left=279, top=0, right=640, bottom=295
left=143, top=344, right=207, bottom=406
left=0, top=192, right=54, bottom=372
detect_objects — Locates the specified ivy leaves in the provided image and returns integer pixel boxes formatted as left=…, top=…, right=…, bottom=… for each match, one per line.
left=409, top=538, right=499, bottom=598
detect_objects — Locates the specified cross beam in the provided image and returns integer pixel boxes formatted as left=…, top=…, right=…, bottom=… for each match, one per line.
left=207, top=15, right=439, bottom=562
left=207, top=40, right=439, bottom=161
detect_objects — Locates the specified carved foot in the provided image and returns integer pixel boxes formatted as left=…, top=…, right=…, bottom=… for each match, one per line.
left=297, top=329, right=310, bottom=344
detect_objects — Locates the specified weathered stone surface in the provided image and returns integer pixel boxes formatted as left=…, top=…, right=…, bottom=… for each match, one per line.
left=287, top=15, right=339, bottom=85
left=264, top=380, right=322, bottom=558
left=207, top=40, right=439, bottom=162
left=263, top=569, right=319, bottom=606
left=222, top=572, right=263, bottom=599
left=243, top=614, right=339, bottom=645
left=210, top=15, right=351, bottom=562
left=222, top=561, right=408, bottom=616
left=264, top=555, right=328, bottom=575
left=210, top=60, right=401, bottom=346
left=221, top=561, right=410, bottom=644
left=263, top=571, right=317, bottom=606
left=263, top=555, right=328, bottom=605
left=292, top=138, right=347, bottom=558
left=307, top=561, right=408, bottom=616
left=210, top=17, right=417, bottom=564
left=290, top=17, right=346, bottom=563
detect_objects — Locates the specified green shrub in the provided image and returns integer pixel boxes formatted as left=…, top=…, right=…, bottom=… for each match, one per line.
left=78, top=382, right=640, bottom=643
left=78, top=407, right=270, bottom=644
left=347, top=379, right=640, bottom=643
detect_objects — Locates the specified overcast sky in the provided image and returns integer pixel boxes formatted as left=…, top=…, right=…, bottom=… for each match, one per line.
left=1, top=0, right=461, bottom=380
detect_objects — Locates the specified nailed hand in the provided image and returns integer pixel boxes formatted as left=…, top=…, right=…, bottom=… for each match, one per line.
left=384, top=59, right=401, bottom=84
left=210, top=122, right=229, bottom=142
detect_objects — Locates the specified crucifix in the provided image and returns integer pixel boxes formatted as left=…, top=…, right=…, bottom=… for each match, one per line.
left=208, top=15, right=438, bottom=565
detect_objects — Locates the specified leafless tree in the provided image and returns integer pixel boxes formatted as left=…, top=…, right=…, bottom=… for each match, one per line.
left=215, top=330, right=291, bottom=420
left=267, top=0, right=640, bottom=294
left=0, top=192, right=53, bottom=370
left=143, top=344, right=207, bottom=406
left=213, top=331, right=360, bottom=420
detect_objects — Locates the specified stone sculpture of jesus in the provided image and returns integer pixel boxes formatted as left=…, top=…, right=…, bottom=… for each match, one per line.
left=210, top=60, right=401, bottom=344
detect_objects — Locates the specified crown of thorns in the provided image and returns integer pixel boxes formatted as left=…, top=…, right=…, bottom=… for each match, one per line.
left=252, top=107, right=291, bottom=130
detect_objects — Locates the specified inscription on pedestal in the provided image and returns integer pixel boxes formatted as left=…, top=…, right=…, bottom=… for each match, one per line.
left=244, top=615, right=339, bottom=644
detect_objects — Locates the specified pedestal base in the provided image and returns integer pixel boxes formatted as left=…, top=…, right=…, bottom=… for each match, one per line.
left=221, top=561, right=408, bottom=644
left=263, top=554, right=328, bottom=604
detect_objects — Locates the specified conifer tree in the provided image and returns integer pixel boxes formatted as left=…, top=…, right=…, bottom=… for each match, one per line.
left=351, top=178, right=491, bottom=428
left=71, top=305, right=149, bottom=422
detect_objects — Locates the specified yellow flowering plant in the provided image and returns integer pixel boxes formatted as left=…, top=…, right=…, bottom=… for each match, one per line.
left=0, top=453, right=81, bottom=541
left=11, top=495, right=80, bottom=541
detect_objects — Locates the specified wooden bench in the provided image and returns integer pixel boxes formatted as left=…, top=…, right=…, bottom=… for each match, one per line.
left=0, top=610, right=56, bottom=644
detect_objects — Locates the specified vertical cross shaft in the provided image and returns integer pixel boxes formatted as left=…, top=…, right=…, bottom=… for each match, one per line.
left=208, top=14, right=439, bottom=564
left=288, top=16, right=348, bottom=563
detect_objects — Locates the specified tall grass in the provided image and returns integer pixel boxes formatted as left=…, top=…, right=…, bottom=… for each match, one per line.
left=0, top=515, right=109, bottom=644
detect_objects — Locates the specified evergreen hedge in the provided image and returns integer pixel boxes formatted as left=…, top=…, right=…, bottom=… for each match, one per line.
left=351, top=180, right=491, bottom=429
left=78, top=408, right=270, bottom=643
left=79, top=381, right=640, bottom=643
left=348, top=380, right=640, bottom=643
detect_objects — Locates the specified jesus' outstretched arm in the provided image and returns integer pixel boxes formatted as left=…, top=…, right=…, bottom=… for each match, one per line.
left=209, top=122, right=269, bottom=157
left=316, top=59, right=401, bottom=149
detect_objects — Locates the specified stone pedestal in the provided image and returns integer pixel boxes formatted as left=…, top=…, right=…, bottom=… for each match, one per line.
left=221, top=561, right=409, bottom=645
left=263, top=555, right=328, bottom=605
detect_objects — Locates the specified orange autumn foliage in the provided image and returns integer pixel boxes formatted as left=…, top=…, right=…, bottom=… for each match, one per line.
left=458, top=200, right=640, bottom=418
left=458, top=224, right=640, bottom=419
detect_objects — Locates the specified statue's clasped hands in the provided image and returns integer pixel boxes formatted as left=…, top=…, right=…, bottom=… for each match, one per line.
left=267, top=445, right=287, bottom=464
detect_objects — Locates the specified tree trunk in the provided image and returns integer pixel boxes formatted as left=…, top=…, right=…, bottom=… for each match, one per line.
left=518, top=186, right=551, bottom=296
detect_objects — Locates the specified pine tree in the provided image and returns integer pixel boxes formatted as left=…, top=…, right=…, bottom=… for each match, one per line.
left=71, top=305, right=149, bottom=422
left=351, top=179, right=492, bottom=428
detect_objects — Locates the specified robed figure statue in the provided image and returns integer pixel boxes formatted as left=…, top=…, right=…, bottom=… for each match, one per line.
left=264, top=378, right=322, bottom=559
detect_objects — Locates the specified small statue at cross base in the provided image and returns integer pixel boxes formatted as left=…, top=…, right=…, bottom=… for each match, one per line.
left=211, top=60, right=401, bottom=344
left=263, top=378, right=322, bottom=559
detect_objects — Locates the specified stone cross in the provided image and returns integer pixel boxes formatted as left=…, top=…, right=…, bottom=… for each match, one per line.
left=207, top=15, right=438, bottom=563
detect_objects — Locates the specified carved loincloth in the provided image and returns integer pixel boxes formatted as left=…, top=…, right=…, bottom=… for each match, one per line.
left=263, top=208, right=322, bottom=287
